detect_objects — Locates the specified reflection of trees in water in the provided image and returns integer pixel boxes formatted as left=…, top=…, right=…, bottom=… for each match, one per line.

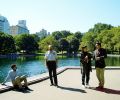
left=105, top=56, right=120, bottom=66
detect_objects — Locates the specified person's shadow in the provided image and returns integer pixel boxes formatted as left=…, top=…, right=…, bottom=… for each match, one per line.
left=57, top=86, right=87, bottom=93
left=12, top=87, right=33, bottom=93
left=90, top=87, right=120, bottom=95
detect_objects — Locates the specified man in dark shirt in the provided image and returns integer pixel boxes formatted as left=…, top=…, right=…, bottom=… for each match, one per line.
left=94, top=42, right=107, bottom=89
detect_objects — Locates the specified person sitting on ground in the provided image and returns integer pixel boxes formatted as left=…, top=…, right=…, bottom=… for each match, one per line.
left=1, top=64, right=30, bottom=90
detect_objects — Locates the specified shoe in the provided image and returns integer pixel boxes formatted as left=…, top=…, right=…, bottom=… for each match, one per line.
left=50, top=84, right=54, bottom=86
left=96, top=86, right=101, bottom=89
left=54, top=84, right=59, bottom=87
left=99, top=86, right=104, bottom=89
left=82, top=85, right=85, bottom=89
left=24, top=86, right=31, bottom=90
left=85, top=84, right=90, bottom=88
left=96, top=86, right=104, bottom=89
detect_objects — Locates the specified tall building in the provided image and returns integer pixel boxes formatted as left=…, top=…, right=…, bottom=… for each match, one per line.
left=0, top=15, right=10, bottom=34
left=18, top=20, right=27, bottom=29
left=10, top=20, right=29, bottom=35
left=36, top=29, right=50, bottom=39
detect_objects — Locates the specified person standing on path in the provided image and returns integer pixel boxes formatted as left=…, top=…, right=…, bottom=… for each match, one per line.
left=80, top=46, right=92, bottom=88
left=45, top=45, right=58, bottom=87
left=94, top=42, right=107, bottom=89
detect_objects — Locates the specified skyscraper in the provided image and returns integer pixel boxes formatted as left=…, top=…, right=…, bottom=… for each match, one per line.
left=18, top=20, right=27, bottom=29
left=10, top=20, right=29, bottom=35
left=0, top=15, right=10, bottom=34
left=36, top=29, right=49, bottom=39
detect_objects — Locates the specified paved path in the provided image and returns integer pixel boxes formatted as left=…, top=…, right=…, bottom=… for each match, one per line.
left=0, top=68, right=120, bottom=100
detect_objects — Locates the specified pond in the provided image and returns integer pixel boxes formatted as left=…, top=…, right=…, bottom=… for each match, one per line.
left=0, top=55, right=120, bottom=83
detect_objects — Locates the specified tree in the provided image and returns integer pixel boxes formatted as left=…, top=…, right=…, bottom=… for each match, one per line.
left=61, top=30, right=71, bottom=38
left=15, top=34, right=39, bottom=54
left=67, top=35, right=80, bottom=56
left=52, top=31, right=63, bottom=40
left=74, top=31, right=82, bottom=40
left=88, top=23, right=113, bottom=34
left=59, top=38, right=69, bottom=52
left=81, top=32, right=95, bottom=51
left=96, top=30, right=114, bottom=52
left=39, top=36, right=59, bottom=52
left=0, top=32, right=16, bottom=54
left=31, top=34, right=40, bottom=42
left=111, top=27, right=120, bottom=53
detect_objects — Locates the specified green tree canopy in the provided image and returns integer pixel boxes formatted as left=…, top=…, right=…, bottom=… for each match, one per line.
left=15, top=34, right=39, bottom=54
left=74, top=31, right=82, bottom=40
left=88, top=23, right=113, bottom=34
left=0, top=32, right=16, bottom=54
left=52, top=31, right=63, bottom=40
left=39, top=36, right=58, bottom=52
left=59, top=38, right=69, bottom=52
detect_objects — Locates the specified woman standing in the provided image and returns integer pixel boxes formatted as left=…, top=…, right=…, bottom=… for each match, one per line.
left=80, top=46, right=92, bottom=88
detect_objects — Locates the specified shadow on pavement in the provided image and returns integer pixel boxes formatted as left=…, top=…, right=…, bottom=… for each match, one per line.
left=58, top=86, right=87, bottom=93
left=90, top=87, right=120, bottom=95
left=12, top=88, right=33, bottom=93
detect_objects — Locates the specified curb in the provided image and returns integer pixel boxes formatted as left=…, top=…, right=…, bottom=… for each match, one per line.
left=0, top=67, right=67, bottom=93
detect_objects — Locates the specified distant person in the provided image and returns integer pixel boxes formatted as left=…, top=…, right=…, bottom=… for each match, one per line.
left=1, top=64, right=30, bottom=90
left=45, top=45, right=58, bottom=87
left=80, top=46, right=92, bottom=88
left=94, top=42, right=107, bottom=89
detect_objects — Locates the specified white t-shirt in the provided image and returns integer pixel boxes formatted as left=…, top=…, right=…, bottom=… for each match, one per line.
left=4, top=70, right=20, bottom=82
left=45, top=50, right=57, bottom=61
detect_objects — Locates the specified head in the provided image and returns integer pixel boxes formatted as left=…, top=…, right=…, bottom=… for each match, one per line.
left=11, top=64, right=17, bottom=71
left=48, top=45, right=53, bottom=51
left=82, top=46, right=87, bottom=52
left=95, top=42, right=101, bottom=49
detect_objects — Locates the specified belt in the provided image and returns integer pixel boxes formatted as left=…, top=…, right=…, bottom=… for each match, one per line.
left=47, top=60, right=56, bottom=62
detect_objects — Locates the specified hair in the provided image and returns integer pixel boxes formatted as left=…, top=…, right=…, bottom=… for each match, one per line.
left=11, top=64, right=16, bottom=69
left=96, top=42, right=101, bottom=47
left=81, top=46, right=87, bottom=52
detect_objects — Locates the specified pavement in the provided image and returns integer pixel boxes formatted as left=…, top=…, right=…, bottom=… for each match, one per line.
left=0, top=67, right=120, bottom=100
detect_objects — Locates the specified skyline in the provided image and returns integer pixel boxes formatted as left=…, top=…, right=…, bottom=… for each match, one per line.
left=0, top=0, right=120, bottom=33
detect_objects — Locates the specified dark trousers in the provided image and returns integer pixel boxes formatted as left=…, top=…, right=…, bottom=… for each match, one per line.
left=47, top=61, right=58, bottom=85
left=82, top=69, right=90, bottom=85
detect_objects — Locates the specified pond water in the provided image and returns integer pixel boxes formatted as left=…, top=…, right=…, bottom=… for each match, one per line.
left=0, top=55, right=120, bottom=83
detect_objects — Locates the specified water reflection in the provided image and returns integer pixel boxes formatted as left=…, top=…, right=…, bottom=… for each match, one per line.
left=0, top=56, right=120, bottom=83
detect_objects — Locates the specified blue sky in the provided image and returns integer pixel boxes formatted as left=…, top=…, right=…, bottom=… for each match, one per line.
left=0, top=0, right=120, bottom=33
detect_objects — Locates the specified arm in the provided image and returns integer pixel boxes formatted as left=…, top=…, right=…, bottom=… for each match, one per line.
left=100, top=49, right=107, bottom=59
left=45, top=59, right=48, bottom=67
left=80, top=53, right=85, bottom=64
left=44, top=52, right=48, bottom=67
left=55, top=51, right=58, bottom=68
left=88, top=53, right=92, bottom=72
left=1, top=72, right=10, bottom=85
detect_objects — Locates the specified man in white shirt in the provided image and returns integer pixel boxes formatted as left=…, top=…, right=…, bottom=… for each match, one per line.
left=45, top=45, right=58, bottom=87
left=1, top=64, right=29, bottom=90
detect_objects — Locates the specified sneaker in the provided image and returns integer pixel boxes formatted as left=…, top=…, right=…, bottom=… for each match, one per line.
left=54, top=84, right=59, bottom=87
left=99, top=86, right=104, bottom=89
left=96, top=86, right=104, bottom=89
left=82, top=85, right=85, bottom=89
left=85, top=84, right=90, bottom=88
left=24, top=86, right=31, bottom=90
left=50, top=84, right=54, bottom=86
